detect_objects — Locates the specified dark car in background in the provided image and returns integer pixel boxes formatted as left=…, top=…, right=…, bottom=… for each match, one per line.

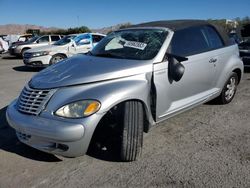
left=239, top=39, right=250, bottom=67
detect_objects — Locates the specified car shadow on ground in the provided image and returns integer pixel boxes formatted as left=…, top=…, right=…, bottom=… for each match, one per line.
left=0, top=106, right=61, bottom=162
left=86, top=116, right=123, bottom=162
left=87, top=140, right=122, bottom=162
left=1, top=56, right=22, bottom=60
left=13, top=66, right=44, bottom=72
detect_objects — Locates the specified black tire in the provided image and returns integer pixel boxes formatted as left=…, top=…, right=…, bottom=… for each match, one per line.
left=21, top=48, right=30, bottom=57
left=120, top=101, right=144, bottom=161
left=49, top=54, right=66, bottom=65
left=216, top=72, right=238, bottom=104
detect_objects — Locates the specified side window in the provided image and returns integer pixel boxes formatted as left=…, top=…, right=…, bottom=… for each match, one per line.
left=169, top=26, right=210, bottom=56
left=203, top=26, right=224, bottom=49
left=51, top=35, right=60, bottom=41
left=92, top=35, right=104, bottom=43
left=37, top=36, right=49, bottom=43
left=75, top=35, right=91, bottom=45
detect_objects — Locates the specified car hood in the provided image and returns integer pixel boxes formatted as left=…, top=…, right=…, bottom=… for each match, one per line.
left=12, top=41, right=25, bottom=46
left=29, top=54, right=153, bottom=89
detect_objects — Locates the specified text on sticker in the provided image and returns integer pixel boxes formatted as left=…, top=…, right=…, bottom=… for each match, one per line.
left=124, top=41, right=147, bottom=50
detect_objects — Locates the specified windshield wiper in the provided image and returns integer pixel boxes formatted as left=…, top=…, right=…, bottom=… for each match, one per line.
left=91, top=52, right=124, bottom=59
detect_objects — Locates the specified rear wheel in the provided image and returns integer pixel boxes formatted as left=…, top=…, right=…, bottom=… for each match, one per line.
left=216, top=72, right=238, bottom=104
left=120, top=101, right=144, bottom=161
left=49, top=54, right=65, bottom=65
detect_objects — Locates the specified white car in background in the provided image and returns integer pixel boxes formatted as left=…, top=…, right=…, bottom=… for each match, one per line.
left=23, top=33, right=106, bottom=67
left=0, top=37, right=9, bottom=53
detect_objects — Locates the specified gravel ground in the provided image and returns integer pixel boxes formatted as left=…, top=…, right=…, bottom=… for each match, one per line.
left=0, top=54, right=249, bottom=188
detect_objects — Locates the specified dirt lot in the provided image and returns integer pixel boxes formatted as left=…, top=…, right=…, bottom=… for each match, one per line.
left=0, top=54, right=249, bottom=188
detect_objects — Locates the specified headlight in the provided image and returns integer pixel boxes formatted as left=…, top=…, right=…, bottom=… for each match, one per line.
left=11, top=45, right=17, bottom=49
left=55, top=100, right=101, bottom=118
left=31, top=51, right=50, bottom=57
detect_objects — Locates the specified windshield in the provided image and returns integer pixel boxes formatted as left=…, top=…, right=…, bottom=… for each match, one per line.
left=54, top=35, right=76, bottom=46
left=28, top=36, right=39, bottom=43
left=91, top=29, right=168, bottom=60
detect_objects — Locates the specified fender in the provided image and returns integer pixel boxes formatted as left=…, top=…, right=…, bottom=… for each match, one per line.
left=43, top=72, right=155, bottom=130
left=215, top=50, right=244, bottom=91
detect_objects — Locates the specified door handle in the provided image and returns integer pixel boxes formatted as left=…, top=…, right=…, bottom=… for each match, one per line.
left=209, top=58, right=217, bottom=63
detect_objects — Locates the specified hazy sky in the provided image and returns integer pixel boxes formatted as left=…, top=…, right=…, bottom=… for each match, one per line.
left=0, top=0, right=249, bottom=28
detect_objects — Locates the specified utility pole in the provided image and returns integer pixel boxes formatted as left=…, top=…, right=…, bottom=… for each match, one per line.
left=77, top=15, right=79, bottom=27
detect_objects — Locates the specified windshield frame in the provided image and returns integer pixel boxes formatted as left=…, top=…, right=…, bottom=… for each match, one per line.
left=91, top=28, right=169, bottom=61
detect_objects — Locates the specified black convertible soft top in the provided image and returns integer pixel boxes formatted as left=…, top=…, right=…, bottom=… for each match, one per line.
left=130, top=20, right=231, bottom=46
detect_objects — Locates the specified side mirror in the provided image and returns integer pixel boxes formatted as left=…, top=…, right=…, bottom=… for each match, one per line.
left=79, top=39, right=91, bottom=45
left=168, top=56, right=185, bottom=82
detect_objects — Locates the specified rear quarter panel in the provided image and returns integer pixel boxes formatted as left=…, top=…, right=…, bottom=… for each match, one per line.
left=215, top=44, right=244, bottom=90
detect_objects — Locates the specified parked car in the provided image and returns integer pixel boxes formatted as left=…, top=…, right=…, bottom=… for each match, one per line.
left=238, top=38, right=250, bottom=67
left=228, top=32, right=242, bottom=44
left=0, top=37, right=9, bottom=53
left=10, top=34, right=34, bottom=45
left=5, top=34, right=33, bottom=46
left=6, top=20, right=243, bottom=161
left=9, top=35, right=63, bottom=57
left=23, top=33, right=106, bottom=67
left=8, top=34, right=34, bottom=53
left=0, top=35, right=7, bottom=41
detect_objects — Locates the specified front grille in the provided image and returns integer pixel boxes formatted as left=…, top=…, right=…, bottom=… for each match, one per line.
left=23, top=52, right=32, bottom=59
left=17, top=85, right=55, bottom=115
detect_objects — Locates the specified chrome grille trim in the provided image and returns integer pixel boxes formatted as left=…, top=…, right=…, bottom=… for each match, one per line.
left=17, top=85, right=56, bottom=115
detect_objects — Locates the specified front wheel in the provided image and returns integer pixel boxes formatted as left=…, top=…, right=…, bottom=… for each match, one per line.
left=216, top=72, right=238, bottom=104
left=120, top=101, right=144, bottom=161
left=49, top=54, right=66, bottom=65
left=21, top=48, right=30, bottom=57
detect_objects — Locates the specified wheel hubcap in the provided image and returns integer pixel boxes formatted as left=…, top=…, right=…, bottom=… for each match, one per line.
left=53, top=56, right=63, bottom=64
left=225, top=77, right=236, bottom=101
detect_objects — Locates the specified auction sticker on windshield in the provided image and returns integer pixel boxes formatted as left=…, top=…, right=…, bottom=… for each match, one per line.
left=124, top=41, right=147, bottom=50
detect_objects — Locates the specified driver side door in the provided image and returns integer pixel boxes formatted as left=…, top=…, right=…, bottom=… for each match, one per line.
left=154, top=26, right=218, bottom=122
left=68, top=34, right=92, bottom=55
left=75, top=34, right=92, bottom=54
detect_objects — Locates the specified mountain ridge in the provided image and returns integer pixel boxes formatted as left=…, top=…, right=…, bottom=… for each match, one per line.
left=0, top=22, right=131, bottom=35
left=0, top=24, right=60, bottom=35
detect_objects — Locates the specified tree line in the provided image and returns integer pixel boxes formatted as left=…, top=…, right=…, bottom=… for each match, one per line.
left=26, top=26, right=91, bottom=35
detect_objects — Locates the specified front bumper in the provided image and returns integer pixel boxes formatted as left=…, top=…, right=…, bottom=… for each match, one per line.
left=6, top=100, right=90, bottom=157
left=23, top=55, right=51, bottom=67
left=9, top=48, right=21, bottom=56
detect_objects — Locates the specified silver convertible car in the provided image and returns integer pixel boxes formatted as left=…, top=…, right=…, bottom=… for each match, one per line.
left=7, top=20, right=243, bottom=161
